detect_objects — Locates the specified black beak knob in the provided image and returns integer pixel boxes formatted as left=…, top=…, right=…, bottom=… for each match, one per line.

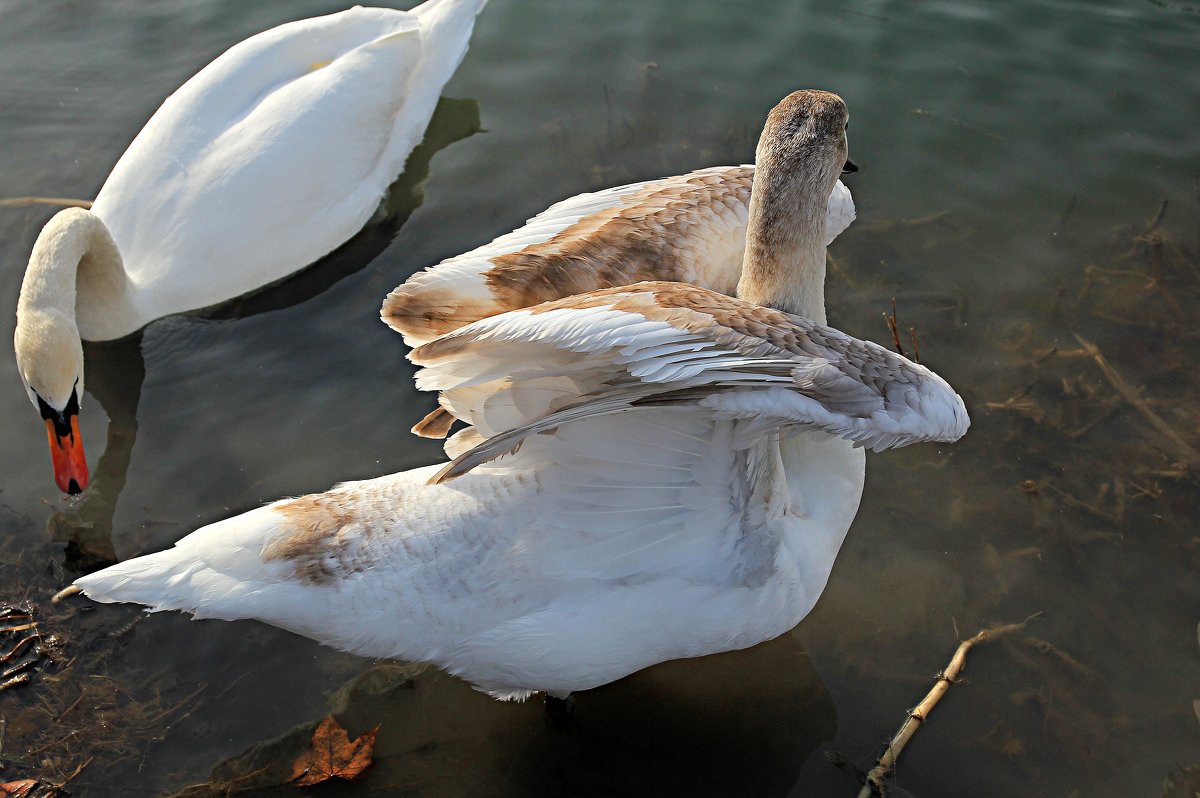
left=842, top=159, right=859, bottom=174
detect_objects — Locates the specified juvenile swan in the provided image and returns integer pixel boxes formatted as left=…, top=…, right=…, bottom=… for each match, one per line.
left=68, top=92, right=968, bottom=700
left=15, top=0, right=486, bottom=494
left=382, top=167, right=856, bottom=349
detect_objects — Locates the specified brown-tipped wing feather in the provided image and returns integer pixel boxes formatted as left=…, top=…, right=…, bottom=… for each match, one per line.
left=410, top=282, right=969, bottom=482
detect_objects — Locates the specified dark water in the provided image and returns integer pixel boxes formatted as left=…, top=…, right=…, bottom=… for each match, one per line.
left=1, top=1, right=1197, bottom=795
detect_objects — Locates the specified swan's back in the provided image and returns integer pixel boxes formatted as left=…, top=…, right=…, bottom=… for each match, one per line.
left=90, top=1, right=485, bottom=325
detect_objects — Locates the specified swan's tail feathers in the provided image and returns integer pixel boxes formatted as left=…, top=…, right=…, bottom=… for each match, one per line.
left=71, top=504, right=294, bottom=622
left=384, top=0, right=487, bottom=172
left=73, top=547, right=255, bottom=621
left=412, top=0, right=489, bottom=33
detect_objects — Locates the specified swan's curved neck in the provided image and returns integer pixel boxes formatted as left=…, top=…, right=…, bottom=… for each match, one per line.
left=19, top=208, right=135, bottom=342
left=736, top=156, right=832, bottom=324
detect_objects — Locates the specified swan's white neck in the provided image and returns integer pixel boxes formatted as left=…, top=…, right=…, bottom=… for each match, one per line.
left=736, top=155, right=835, bottom=324
left=18, top=208, right=135, bottom=343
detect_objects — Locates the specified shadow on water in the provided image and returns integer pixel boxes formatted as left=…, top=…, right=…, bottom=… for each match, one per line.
left=45, top=96, right=482, bottom=574
left=165, top=632, right=835, bottom=798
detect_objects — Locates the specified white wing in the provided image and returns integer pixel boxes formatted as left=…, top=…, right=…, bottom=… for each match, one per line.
left=410, top=282, right=969, bottom=480
left=382, top=166, right=855, bottom=346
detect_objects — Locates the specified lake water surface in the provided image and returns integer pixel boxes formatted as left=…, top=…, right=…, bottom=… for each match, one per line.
left=1, top=1, right=1197, bottom=795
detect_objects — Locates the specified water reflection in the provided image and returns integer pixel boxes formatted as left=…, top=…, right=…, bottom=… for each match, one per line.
left=45, top=96, right=482, bottom=574
left=47, top=333, right=142, bottom=570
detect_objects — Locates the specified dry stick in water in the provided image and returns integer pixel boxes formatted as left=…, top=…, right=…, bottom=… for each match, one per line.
left=0, top=196, right=92, bottom=209
left=1073, top=333, right=1200, bottom=470
left=883, top=298, right=908, bottom=359
left=856, top=616, right=1038, bottom=798
left=858, top=209, right=951, bottom=234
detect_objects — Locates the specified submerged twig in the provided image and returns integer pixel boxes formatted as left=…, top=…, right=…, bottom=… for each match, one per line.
left=58, top=755, right=94, bottom=790
left=1073, top=334, right=1200, bottom=469
left=0, top=196, right=93, bottom=209
left=1054, top=195, right=1077, bottom=238
left=0, top=672, right=32, bottom=693
left=859, top=210, right=951, bottom=233
left=985, top=382, right=1044, bottom=424
left=0, top=634, right=39, bottom=664
left=1141, top=199, right=1168, bottom=236
left=856, top=615, right=1039, bottom=797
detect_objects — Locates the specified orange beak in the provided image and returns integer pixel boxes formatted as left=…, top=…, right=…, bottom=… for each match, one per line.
left=45, top=415, right=88, bottom=495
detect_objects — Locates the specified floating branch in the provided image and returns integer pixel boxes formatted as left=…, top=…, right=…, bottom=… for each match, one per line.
left=856, top=615, right=1039, bottom=797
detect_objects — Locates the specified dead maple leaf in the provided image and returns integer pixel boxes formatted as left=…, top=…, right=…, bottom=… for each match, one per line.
left=0, top=781, right=40, bottom=798
left=290, top=715, right=379, bottom=787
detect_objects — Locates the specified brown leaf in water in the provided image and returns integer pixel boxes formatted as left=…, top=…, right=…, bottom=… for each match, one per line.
left=290, top=715, right=379, bottom=786
left=0, top=781, right=40, bottom=798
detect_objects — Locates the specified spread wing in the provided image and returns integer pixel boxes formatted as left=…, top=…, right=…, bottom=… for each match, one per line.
left=409, top=282, right=969, bottom=482
left=382, top=166, right=855, bottom=346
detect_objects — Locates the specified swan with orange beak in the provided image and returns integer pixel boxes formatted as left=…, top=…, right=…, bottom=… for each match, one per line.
left=14, top=271, right=90, bottom=494
left=11, top=0, right=490, bottom=495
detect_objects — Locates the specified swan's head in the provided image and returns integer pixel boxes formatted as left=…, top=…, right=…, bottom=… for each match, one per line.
left=757, top=90, right=855, bottom=198
left=14, top=309, right=89, bottom=495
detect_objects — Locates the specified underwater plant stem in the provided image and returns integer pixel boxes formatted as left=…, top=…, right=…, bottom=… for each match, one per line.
left=1073, top=334, right=1200, bottom=470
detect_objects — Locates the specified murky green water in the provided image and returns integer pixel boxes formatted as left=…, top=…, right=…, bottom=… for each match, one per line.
left=1, top=0, right=1197, bottom=795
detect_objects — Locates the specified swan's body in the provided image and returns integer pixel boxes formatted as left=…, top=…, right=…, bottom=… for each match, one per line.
left=76, top=415, right=867, bottom=700
left=15, top=0, right=486, bottom=492
left=71, top=92, right=970, bottom=699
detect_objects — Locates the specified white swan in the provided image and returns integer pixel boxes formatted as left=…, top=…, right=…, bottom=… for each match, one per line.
left=14, top=0, right=487, bottom=494
left=68, top=91, right=969, bottom=700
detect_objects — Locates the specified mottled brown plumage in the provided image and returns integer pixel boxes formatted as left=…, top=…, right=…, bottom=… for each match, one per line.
left=482, top=168, right=752, bottom=309
left=381, top=166, right=756, bottom=344
left=262, top=496, right=358, bottom=585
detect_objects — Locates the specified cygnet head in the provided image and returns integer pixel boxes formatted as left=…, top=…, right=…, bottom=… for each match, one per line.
left=14, top=309, right=88, bottom=495
left=756, top=89, right=855, bottom=201
left=737, top=90, right=856, bottom=320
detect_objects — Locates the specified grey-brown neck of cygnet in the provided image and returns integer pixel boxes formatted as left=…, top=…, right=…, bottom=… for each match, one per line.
left=736, top=97, right=846, bottom=325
